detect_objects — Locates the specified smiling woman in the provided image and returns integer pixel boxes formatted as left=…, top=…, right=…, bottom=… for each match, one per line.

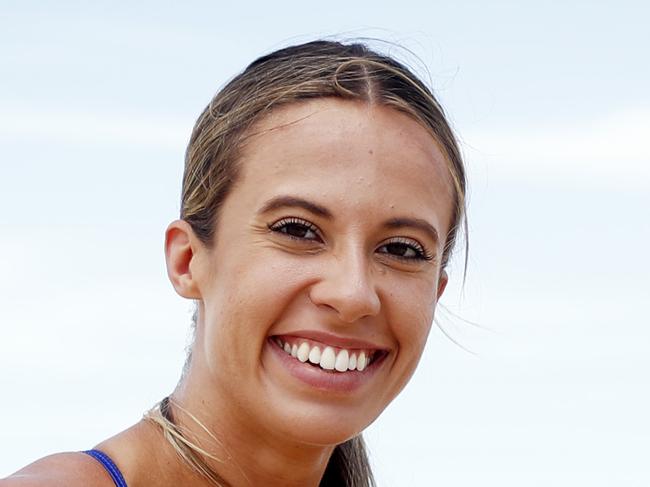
left=1, top=40, right=467, bottom=487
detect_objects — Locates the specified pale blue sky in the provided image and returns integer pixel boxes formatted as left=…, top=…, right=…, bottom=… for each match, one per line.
left=1, top=1, right=649, bottom=485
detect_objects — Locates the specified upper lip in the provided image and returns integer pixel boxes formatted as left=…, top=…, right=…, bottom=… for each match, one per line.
left=271, top=330, right=389, bottom=351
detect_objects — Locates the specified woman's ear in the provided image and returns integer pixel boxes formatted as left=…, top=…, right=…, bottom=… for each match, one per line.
left=165, top=220, right=203, bottom=299
left=437, top=269, right=449, bottom=299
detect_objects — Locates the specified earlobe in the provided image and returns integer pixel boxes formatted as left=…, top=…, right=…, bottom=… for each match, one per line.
left=165, top=220, right=202, bottom=299
left=437, top=269, right=449, bottom=299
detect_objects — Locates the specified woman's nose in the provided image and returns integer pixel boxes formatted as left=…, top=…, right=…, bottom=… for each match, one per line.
left=308, top=250, right=381, bottom=323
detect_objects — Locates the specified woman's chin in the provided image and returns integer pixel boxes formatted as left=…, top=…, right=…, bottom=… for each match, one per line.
left=275, top=408, right=369, bottom=447
left=252, top=388, right=382, bottom=447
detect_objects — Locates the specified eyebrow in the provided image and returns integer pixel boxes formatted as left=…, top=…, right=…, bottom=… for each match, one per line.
left=258, top=195, right=333, bottom=219
left=383, top=217, right=440, bottom=246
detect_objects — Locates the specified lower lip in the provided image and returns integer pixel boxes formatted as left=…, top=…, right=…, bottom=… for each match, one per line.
left=266, top=338, right=386, bottom=394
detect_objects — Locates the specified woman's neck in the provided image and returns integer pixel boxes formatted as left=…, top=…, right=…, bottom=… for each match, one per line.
left=164, top=372, right=334, bottom=487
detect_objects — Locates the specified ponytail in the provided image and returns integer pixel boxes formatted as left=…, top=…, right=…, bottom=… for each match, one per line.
left=321, top=435, right=376, bottom=487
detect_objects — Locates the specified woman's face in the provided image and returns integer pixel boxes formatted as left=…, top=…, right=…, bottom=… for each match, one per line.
left=188, top=98, right=454, bottom=445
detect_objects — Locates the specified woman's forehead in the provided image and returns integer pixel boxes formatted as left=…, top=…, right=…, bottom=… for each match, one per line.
left=242, top=99, right=451, bottom=181
left=233, top=98, right=455, bottom=230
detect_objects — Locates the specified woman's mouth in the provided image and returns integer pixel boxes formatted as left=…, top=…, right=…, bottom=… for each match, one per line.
left=265, top=333, right=389, bottom=393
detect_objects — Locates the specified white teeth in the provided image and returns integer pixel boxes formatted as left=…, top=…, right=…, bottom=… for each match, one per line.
left=320, top=347, right=336, bottom=370
left=348, top=353, right=357, bottom=371
left=357, top=351, right=367, bottom=371
left=297, top=342, right=310, bottom=362
left=335, top=349, right=349, bottom=372
left=308, top=346, right=321, bottom=364
left=276, top=338, right=375, bottom=373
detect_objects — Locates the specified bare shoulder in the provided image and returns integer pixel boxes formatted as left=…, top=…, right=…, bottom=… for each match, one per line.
left=1, top=452, right=114, bottom=487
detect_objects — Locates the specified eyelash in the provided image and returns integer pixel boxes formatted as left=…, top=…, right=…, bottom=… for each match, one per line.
left=268, top=217, right=322, bottom=242
left=268, top=217, right=434, bottom=262
left=377, top=237, right=434, bottom=262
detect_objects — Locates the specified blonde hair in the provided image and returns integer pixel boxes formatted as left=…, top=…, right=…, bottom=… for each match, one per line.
left=147, top=39, right=467, bottom=487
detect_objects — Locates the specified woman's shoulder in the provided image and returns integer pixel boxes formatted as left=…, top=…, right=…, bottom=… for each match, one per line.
left=1, top=452, right=116, bottom=487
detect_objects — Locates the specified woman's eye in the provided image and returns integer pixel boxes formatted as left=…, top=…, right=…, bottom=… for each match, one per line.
left=269, top=218, right=321, bottom=241
left=377, top=239, right=432, bottom=262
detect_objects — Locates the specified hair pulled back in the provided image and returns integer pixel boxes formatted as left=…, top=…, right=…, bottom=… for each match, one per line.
left=182, top=40, right=466, bottom=269
left=153, top=39, right=467, bottom=487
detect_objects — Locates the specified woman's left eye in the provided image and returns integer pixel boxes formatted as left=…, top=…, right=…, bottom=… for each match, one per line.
left=268, top=217, right=321, bottom=241
left=377, top=238, right=433, bottom=262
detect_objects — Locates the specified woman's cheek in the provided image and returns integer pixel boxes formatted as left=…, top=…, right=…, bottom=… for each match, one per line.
left=387, top=278, right=437, bottom=350
left=212, top=253, right=318, bottom=342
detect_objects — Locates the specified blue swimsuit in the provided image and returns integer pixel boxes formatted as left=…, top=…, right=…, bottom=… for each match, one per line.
left=83, top=449, right=128, bottom=487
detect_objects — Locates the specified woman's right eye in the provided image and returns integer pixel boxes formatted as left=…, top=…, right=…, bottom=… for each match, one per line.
left=268, top=217, right=321, bottom=242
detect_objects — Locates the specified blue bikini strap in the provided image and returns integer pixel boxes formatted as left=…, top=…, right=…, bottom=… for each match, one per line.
left=83, top=449, right=128, bottom=487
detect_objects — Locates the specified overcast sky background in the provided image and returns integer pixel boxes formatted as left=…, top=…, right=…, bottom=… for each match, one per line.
left=1, top=1, right=649, bottom=485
